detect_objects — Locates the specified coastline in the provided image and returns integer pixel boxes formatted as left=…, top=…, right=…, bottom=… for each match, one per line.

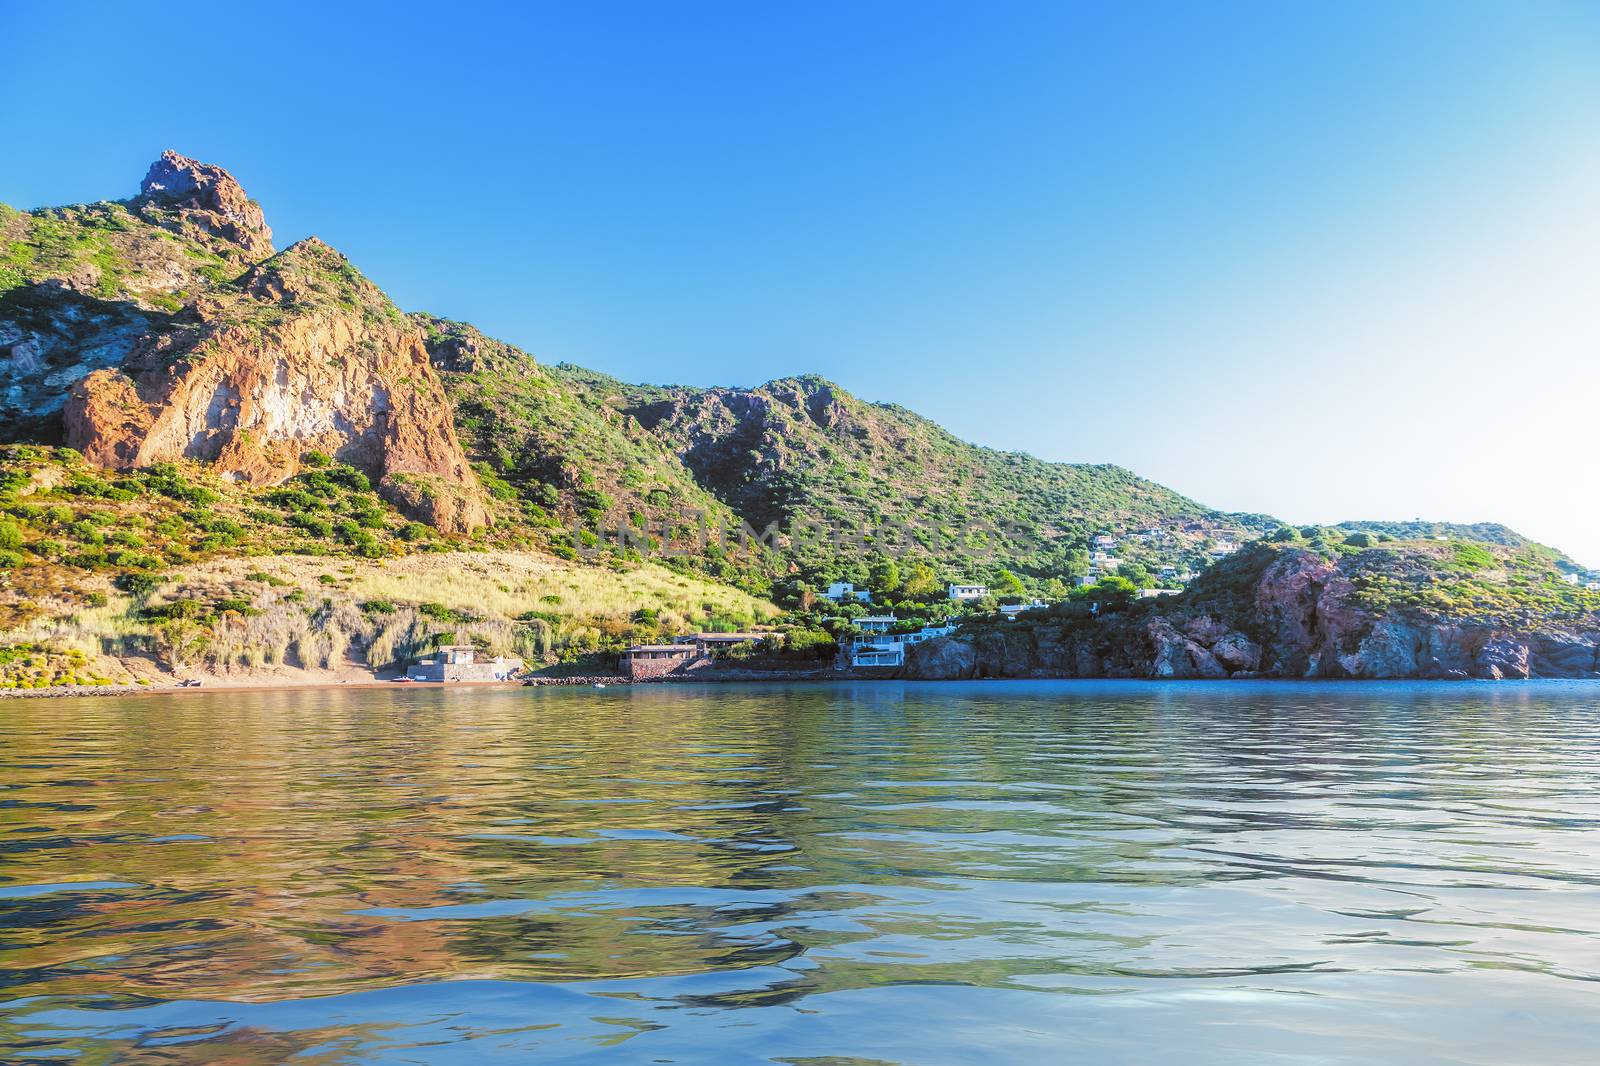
left=9, top=669, right=1600, bottom=701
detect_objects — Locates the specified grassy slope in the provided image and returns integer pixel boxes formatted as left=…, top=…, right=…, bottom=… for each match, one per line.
left=0, top=446, right=774, bottom=687
left=561, top=370, right=1276, bottom=586
left=418, top=316, right=774, bottom=589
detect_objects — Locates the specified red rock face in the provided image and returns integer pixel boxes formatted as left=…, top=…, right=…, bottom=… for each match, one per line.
left=63, top=239, right=489, bottom=533
left=138, top=150, right=274, bottom=258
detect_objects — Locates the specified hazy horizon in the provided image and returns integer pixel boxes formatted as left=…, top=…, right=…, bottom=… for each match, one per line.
left=5, top=1, right=1597, bottom=565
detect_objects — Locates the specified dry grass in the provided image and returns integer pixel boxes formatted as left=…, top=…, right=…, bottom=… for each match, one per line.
left=182, top=551, right=777, bottom=628
left=2, top=550, right=779, bottom=682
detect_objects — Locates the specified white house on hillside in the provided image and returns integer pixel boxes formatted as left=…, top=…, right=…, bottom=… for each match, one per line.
left=851, top=623, right=958, bottom=668
left=856, top=614, right=898, bottom=633
left=948, top=583, right=988, bottom=601
left=824, top=581, right=873, bottom=603
left=901, top=624, right=956, bottom=645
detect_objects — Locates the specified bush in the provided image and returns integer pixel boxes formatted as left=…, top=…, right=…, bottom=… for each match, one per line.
left=418, top=602, right=464, bottom=623
left=288, top=513, right=334, bottom=538
left=0, top=518, right=23, bottom=551
left=327, top=466, right=371, bottom=493
left=141, top=599, right=207, bottom=622
left=116, top=572, right=165, bottom=598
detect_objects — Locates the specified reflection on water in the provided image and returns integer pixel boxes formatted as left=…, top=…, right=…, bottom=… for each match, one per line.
left=3, top=680, right=1600, bottom=1062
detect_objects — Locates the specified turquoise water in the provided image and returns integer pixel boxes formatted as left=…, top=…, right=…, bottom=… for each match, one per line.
left=3, top=680, right=1600, bottom=1063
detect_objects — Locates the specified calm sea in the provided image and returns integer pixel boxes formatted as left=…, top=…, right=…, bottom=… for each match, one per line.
left=3, top=680, right=1600, bottom=1063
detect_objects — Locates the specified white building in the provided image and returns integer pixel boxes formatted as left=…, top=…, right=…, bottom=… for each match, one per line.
left=850, top=637, right=904, bottom=667
left=901, top=624, right=956, bottom=646
left=1209, top=541, right=1238, bottom=558
left=856, top=614, right=898, bottom=633
left=406, top=646, right=524, bottom=682
left=1562, top=573, right=1581, bottom=586
left=998, top=600, right=1047, bottom=620
left=948, top=583, right=988, bottom=601
left=851, top=622, right=958, bottom=667
left=1093, top=534, right=1117, bottom=549
left=824, top=581, right=873, bottom=603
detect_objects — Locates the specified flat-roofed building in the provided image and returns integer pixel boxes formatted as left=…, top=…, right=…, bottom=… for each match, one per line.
left=622, top=643, right=708, bottom=679
left=406, top=645, right=524, bottom=682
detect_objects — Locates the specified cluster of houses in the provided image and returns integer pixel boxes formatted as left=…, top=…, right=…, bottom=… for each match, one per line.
left=826, top=580, right=993, bottom=603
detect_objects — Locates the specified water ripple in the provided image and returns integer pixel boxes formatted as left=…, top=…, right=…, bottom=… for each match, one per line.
left=2, top=679, right=1599, bottom=1062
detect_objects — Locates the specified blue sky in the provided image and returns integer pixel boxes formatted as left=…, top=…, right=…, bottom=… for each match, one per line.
left=5, top=1, right=1599, bottom=564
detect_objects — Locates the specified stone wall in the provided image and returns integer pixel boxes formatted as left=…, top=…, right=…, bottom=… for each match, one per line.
left=625, top=654, right=710, bottom=680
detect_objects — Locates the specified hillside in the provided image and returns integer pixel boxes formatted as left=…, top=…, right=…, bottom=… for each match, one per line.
left=3, top=150, right=1594, bottom=687
left=0, top=445, right=774, bottom=687
left=0, top=151, right=1277, bottom=602
left=1335, top=520, right=1581, bottom=571
left=549, top=369, right=1277, bottom=590
left=905, top=533, right=1600, bottom=680
left=416, top=316, right=773, bottom=588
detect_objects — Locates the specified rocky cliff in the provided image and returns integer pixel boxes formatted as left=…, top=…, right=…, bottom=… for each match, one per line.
left=63, top=238, right=487, bottom=531
left=2, top=153, right=487, bottom=532
left=137, top=150, right=274, bottom=259
left=903, top=544, right=1600, bottom=680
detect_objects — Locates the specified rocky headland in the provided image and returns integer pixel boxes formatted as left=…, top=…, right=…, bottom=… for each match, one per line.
left=903, top=543, right=1600, bottom=680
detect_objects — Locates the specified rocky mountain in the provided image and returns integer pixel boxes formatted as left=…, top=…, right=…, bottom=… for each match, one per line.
left=3, top=151, right=1594, bottom=685
left=903, top=538, right=1600, bottom=680
left=1, top=153, right=486, bottom=531
left=4, top=152, right=1272, bottom=580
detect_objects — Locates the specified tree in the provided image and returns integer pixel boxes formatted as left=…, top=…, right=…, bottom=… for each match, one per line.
left=154, top=618, right=209, bottom=671
left=901, top=563, right=941, bottom=598
left=1070, top=575, right=1137, bottom=611
left=868, top=558, right=902, bottom=596
left=1117, top=562, right=1152, bottom=588
left=993, top=569, right=1026, bottom=598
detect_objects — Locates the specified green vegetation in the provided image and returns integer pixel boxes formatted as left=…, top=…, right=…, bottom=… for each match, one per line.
left=0, top=642, right=116, bottom=689
left=5, top=168, right=1594, bottom=687
left=1346, top=539, right=1600, bottom=628
left=0, top=446, right=474, bottom=629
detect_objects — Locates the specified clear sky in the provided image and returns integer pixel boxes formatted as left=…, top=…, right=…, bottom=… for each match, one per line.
left=4, top=1, right=1598, bottom=565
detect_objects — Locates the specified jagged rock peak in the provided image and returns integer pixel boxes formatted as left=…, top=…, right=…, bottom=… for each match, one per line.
left=137, top=150, right=273, bottom=257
